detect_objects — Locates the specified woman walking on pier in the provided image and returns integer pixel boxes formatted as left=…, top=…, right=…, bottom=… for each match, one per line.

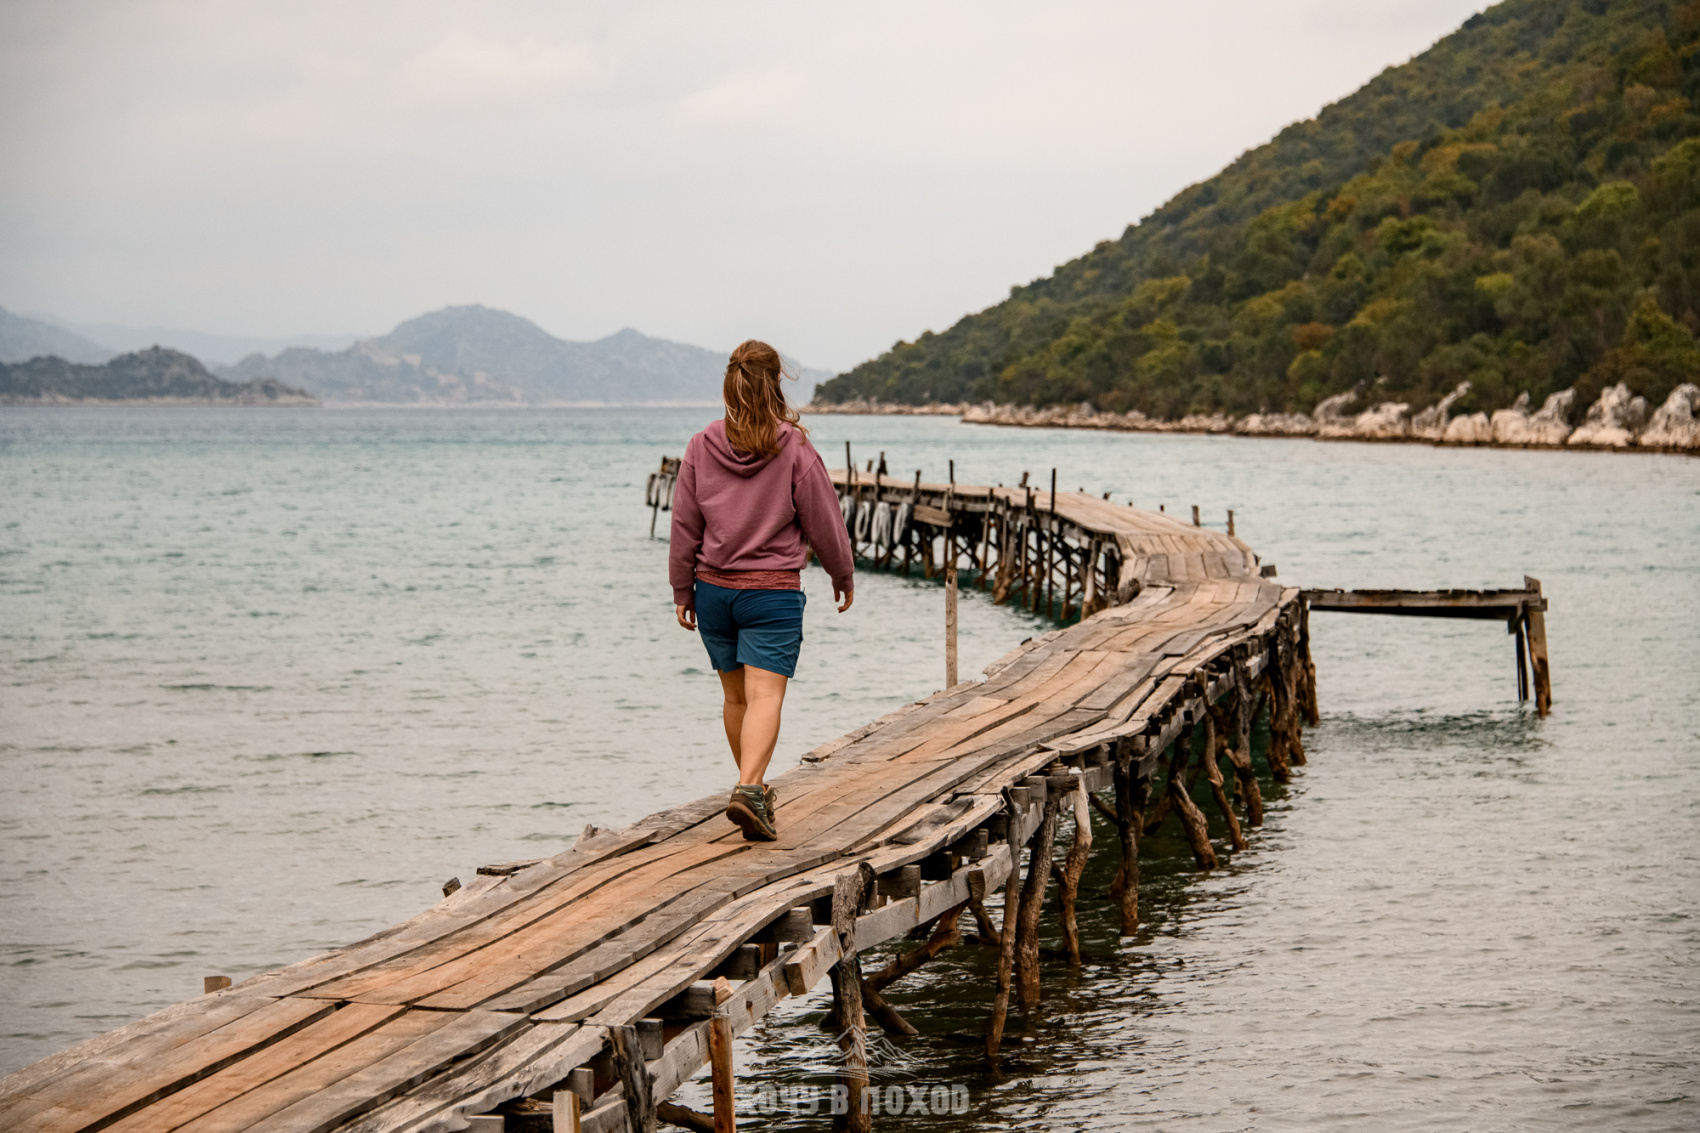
left=670, top=340, right=855, bottom=841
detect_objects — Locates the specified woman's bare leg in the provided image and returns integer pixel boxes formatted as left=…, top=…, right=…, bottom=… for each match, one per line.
left=717, top=668, right=746, bottom=771
left=726, top=666, right=788, bottom=786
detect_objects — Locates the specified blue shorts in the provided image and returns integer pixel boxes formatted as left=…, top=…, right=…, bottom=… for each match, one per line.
left=695, top=581, right=806, bottom=678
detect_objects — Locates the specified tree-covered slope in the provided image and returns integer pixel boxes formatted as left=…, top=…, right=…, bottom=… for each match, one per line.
left=816, top=0, right=1700, bottom=419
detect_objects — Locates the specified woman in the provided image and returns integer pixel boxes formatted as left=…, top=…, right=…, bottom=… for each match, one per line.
left=670, top=340, right=855, bottom=841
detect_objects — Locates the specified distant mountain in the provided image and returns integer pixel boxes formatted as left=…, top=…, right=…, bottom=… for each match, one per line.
left=0, top=347, right=317, bottom=406
left=0, top=306, right=114, bottom=365
left=49, top=320, right=358, bottom=367
left=217, top=305, right=831, bottom=405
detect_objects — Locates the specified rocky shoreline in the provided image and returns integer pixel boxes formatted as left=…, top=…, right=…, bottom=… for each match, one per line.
left=808, top=381, right=1700, bottom=454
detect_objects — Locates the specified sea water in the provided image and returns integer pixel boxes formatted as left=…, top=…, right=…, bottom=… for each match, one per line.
left=1, top=408, right=1696, bottom=1130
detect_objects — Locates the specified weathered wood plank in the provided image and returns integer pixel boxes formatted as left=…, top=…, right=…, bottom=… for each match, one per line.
left=2, top=997, right=337, bottom=1133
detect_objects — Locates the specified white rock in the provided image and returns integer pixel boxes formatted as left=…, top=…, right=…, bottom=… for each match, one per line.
left=1411, top=381, right=1471, bottom=440
left=1312, top=390, right=1360, bottom=436
left=1526, top=389, right=1576, bottom=445
left=1442, top=411, right=1492, bottom=445
left=1638, top=383, right=1700, bottom=450
left=1490, top=392, right=1533, bottom=444
left=1569, top=383, right=1648, bottom=447
left=1237, top=412, right=1316, bottom=436
left=1346, top=401, right=1411, bottom=439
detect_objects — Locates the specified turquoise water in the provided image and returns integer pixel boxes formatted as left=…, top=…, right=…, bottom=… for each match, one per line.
left=2, top=408, right=1696, bottom=1129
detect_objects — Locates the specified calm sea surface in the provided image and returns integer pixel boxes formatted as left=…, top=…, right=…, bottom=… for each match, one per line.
left=2, top=408, right=1696, bottom=1130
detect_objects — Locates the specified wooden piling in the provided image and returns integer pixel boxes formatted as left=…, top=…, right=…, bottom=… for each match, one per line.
left=611, top=1024, right=657, bottom=1133
left=1057, top=778, right=1093, bottom=965
left=985, top=791, right=1024, bottom=1057
left=707, top=978, right=735, bottom=1133
left=830, top=866, right=873, bottom=1132
left=1015, top=795, right=1059, bottom=1012
left=1200, top=703, right=1247, bottom=852
left=1524, top=576, right=1552, bottom=716
left=1110, top=753, right=1145, bottom=934
left=1166, top=728, right=1218, bottom=870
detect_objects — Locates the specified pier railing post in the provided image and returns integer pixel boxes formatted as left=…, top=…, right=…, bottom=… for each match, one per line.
left=944, top=490, right=958, bottom=687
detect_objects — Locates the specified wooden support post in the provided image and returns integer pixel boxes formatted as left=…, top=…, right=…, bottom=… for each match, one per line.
left=1200, top=703, right=1247, bottom=852
left=1046, top=470, right=1058, bottom=618
left=831, top=865, right=873, bottom=1132
left=1058, top=778, right=1093, bottom=965
left=1110, top=755, right=1145, bottom=934
left=610, top=1024, right=657, bottom=1133
left=966, top=869, right=1001, bottom=946
left=1191, top=504, right=1200, bottom=527
left=1227, top=509, right=1234, bottom=537
left=945, top=540, right=958, bottom=687
left=1167, top=728, right=1218, bottom=870
left=1524, top=577, right=1552, bottom=716
left=553, top=1089, right=582, bottom=1133
left=1298, top=600, right=1320, bottom=726
left=707, top=979, right=735, bottom=1133
left=1513, top=615, right=1529, bottom=701
left=1215, top=698, right=1264, bottom=828
left=1015, top=798, right=1059, bottom=1012
left=985, top=792, right=1023, bottom=1057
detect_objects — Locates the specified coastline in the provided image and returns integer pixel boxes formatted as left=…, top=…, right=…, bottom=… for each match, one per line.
left=807, top=381, right=1700, bottom=455
left=0, top=394, right=320, bottom=407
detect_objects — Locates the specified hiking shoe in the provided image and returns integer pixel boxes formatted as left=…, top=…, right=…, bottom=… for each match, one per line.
left=727, top=784, right=778, bottom=842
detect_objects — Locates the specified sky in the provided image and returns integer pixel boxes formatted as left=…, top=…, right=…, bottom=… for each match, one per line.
left=0, top=0, right=1488, bottom=372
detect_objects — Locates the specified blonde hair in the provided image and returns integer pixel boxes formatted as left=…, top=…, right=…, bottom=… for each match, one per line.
left=722, top=339, right=807, bottom=456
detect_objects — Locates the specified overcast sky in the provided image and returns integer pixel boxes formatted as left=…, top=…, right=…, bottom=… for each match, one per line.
left=0, top=0, right=1486, bottom=371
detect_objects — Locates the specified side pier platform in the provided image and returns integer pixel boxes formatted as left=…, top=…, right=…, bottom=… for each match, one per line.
left=1, top=476, right=1315, bottom=1133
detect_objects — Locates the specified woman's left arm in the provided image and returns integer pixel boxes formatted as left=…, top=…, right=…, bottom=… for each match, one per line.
left=670, top=449, right=705, bottom=627
left=793, top=450, right=855, bottom=610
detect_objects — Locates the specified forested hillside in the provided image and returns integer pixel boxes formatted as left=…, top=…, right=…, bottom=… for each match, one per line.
left=816, top=0, right=1700, bottom=420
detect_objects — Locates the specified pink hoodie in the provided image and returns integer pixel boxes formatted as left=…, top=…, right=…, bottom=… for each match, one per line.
left=669, top=420, right=855, bottom=608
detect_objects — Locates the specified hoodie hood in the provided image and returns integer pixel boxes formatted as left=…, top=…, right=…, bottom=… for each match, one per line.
left=701, top=419, right=795, bottom=478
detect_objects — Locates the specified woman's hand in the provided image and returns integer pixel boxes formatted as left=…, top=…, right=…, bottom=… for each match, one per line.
left=835, top=586, right=854, bottom=613
left=676, top=604, right=697, bottom=631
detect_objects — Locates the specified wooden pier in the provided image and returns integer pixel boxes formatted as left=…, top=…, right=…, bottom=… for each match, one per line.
left=1, top=462, right=1361, bottom=1133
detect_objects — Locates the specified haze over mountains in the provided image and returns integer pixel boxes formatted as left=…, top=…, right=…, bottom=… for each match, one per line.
left=0, top=307, right=115, bottom=365
left=220, top=306, right=826, bottom=405
left=1, top=304, right=828, bottom=405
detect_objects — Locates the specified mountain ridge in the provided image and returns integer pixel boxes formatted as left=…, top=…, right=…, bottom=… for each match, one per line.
left=219, top=305, right=830, bottom=405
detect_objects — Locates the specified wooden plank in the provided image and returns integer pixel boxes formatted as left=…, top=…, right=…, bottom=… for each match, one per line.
left=209, top=1011, right=526, bottom=1133
left=0, top=995, right=278, bottom=1113
left=102, top=1004, right=406, bottom=1133
left=1, top=997, right=336, bottom=1133
left=1304, top=587, right=1543, bottom=619
left=334, top=1025, right=601, bottom=1133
